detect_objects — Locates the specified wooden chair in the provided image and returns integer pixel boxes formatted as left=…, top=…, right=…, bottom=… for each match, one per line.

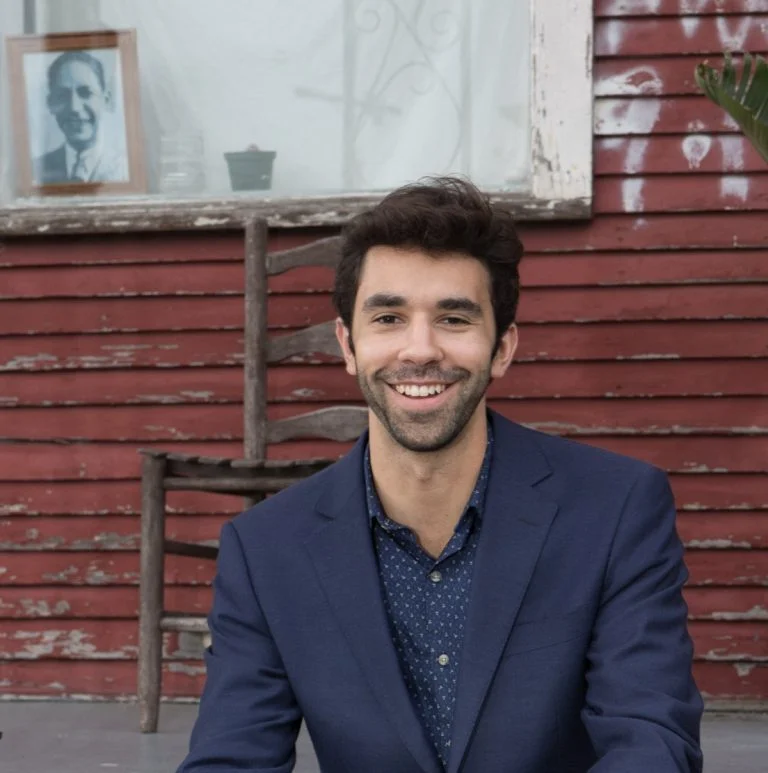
left=137, top=218, right=367, bottom=732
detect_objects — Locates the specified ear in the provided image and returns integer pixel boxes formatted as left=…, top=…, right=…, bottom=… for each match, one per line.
left=490, top=324, right=518, bottom=379
left=335, top=318, right=357, bottom=376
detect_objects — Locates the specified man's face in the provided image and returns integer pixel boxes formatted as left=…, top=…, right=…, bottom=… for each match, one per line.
left=47, top=61, right=107, bottom=151
left=336, top=246, right=517, bottom=453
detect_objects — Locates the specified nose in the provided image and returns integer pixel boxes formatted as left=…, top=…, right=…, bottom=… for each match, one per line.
left=397, top=318, right=443, bottom=365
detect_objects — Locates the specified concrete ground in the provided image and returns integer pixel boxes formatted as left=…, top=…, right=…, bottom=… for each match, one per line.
left=0, top=701, right=765, bottom=772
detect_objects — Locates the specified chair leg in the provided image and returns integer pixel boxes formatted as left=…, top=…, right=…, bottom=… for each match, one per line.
left=138, top=454, right=166, bottom=733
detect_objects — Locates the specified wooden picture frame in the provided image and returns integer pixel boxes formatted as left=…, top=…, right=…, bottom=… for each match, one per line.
left=6, top=29, right=146, bottom=197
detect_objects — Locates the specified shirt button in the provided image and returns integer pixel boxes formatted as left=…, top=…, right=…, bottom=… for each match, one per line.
left=429, top=571, right=442, bottom=583
left=437, top=654, right=450, bottom=667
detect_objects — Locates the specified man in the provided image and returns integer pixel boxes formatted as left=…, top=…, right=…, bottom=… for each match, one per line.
left=179, top=177, right=703, bottom=772
left=33, top=50, right=127, bottom=185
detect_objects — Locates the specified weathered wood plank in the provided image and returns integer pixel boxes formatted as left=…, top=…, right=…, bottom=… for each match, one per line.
left=671, top=474, right=768, bottom=511
left=595, top=96, right=738, bottom=136
left=678, top=512, right=768, bottom=549
left=5, top=248, right=768, bottom=300
left=595, top=15, right=768, bottom=57
left=687, top=550, right=768, bottom=586
left=1, top=549, right=765, bottom=587
left=518, top=212, right=768, bottom=251
left=595, top=174, right=768, bottom=214
left=1, top=618, right=763, bottom=662
left=3, top=284, right=768, bottom=337
left=1, top=584, right=766, bottom=623
left=2, top=655, right=768, bottom=700
left=595, top=55, right=747, bottom=98
left=2, top=437, right=768, bottom=482
left=2, top=471, right=764, bottom=516
left=4, top=397, right=768, bottom=442
left=596, top=136, right=766, bottom=175
left=3, top=511, right=766, bottom=552
left=4, top=360, right=768, bottom=410
left=0, top=586, right=212, bottom=619
left=690, top=620, right=768, bottom=661
left=3, top=320, right=767, bottom=374
left=0, top=230, right=333, bottom=269
left=685, top=587, right=768, bottom=621
left=596, top=0, right=768, bottom=16
left=0, top=515, right=225, bottom=551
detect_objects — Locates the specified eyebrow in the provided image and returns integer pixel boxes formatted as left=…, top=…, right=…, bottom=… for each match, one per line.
left=360, top=293, right=483, bottom=318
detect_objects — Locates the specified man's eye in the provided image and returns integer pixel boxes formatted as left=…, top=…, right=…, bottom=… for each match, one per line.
left=373, top=314, right=399, bottom=325
left=442, top=316, right=470, bottom=325
left=77, top=87, right=94, bottom=99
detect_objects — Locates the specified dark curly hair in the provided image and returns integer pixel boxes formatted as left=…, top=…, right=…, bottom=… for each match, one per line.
left=333, top=176, right=524, bottom=353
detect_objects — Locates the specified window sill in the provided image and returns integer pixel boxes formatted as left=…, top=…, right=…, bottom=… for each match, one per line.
left=0, top=191, right=591, bottom=236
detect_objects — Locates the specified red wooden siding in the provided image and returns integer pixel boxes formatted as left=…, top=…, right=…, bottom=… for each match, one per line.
left=1, top=2, right=768, bottom=702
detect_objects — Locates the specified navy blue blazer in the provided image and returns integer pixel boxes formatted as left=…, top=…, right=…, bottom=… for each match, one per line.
left=179, top=412, right=703, bottom=773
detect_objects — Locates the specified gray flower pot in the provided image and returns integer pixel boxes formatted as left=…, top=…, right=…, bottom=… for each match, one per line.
left=224, top=150, right=276, bottom=191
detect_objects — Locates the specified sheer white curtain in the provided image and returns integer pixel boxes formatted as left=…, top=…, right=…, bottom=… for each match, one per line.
left=15, top=0, right=530, bottom=199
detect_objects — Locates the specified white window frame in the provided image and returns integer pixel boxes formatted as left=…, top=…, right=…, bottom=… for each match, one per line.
left=0, top=0, right=594, bottom=235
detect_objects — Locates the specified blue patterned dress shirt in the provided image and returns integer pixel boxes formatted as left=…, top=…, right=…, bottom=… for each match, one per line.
left=363, top=429, right=493, bottom=768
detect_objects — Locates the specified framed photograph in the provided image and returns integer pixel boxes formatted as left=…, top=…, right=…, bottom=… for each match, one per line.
left=6, top=29, right=146, bottom=197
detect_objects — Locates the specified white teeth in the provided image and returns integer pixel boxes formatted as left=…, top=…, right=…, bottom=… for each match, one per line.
left=394, top=384, right=446, bottom=397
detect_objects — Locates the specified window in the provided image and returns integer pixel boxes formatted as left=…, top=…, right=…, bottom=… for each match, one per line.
left=0, top=0, right=593, bottom=230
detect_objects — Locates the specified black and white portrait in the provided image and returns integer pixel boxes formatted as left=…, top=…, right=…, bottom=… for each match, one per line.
left=24, top=47, right=130, bottom=185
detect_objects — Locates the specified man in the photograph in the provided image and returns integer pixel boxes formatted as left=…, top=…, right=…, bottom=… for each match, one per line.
left=178, top=177, right=703, bottom=773
left=33, top=50, right=127, bottom=185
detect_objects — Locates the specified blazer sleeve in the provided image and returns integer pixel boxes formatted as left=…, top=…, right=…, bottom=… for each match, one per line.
left=177, top=521, right=302, bottom=772
left=582, top=465, right=704, bottom=773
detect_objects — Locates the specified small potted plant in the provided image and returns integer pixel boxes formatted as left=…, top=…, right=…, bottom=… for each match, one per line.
left=224, top=144, right=277, bottom=191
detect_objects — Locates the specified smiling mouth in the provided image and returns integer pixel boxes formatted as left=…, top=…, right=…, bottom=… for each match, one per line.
left=392, top=383, right=449, bottom=398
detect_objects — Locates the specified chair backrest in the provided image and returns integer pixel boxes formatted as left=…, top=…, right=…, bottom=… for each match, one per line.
left=242, top=218, right=368, bottom=462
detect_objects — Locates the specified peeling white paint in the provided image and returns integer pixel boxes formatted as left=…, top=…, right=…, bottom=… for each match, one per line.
left=716, top=15, right=756, bottom=51
left=597, top=97, right=662, bottom=136
left=712, top=606, right=768, bottom=621
left=605, top=0, right=661, bottom=12
left=598, top=20, right=626, bottom=56
left=168, top=662, right=207, bottom=676
left=595, top=65, right=664, bottom=97
left=720, top=136, right=746, bottom=172
left=622, top=179, right=646, bottom=212
left=686, top=539, right=752, bottom=549
left=720, top=175, right=750, bottom=202
left=194, top=216, right=232, bottom=227
left=682, top=135, right=713, bottom=170
left=679, top=1, right=709, bottom=37
left=734, top=663, right=756, bottom=678
left=19, top=599, right=71, bottom=617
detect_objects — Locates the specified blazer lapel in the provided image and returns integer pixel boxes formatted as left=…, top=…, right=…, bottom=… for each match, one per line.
left=447, top=418, right=559, bottom=773
left=305, top=438, right=442, bottom=773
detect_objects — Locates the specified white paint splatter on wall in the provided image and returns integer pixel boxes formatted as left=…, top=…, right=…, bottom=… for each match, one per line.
left=716, top=16, right=758, bottom=51
left=622, top=178, right=647, bottom=212
left=720, top=176, right=750, bottom=202
left=598, top=20, right=626, bottom=55
left=680, top=0, right=708, bottom=38
left=595, top=65, right=665, bottom=96
left=682, top=135, right=713, bottom=169
left=720, top=136, right=746, bottom=172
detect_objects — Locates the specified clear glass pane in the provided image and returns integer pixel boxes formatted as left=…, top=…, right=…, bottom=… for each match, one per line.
left=1, top=0, right=530, bottom=206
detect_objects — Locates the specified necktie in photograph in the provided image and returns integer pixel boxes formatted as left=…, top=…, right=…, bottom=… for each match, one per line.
left=70, top=153, right=88, bottom=182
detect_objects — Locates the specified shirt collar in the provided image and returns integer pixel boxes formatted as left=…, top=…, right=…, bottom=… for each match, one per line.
left=364, top=424, right=494, bottom=529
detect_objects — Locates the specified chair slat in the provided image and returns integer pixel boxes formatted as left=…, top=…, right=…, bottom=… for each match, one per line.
left=267, top=236, right=342, bottom=276
left=267, top=320, right=341, bottom=363
left=267, top=406, right=368, bottom=444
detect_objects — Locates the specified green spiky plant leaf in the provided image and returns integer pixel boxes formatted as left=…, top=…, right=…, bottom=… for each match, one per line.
left=695, top=53, right=768, bottom=164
